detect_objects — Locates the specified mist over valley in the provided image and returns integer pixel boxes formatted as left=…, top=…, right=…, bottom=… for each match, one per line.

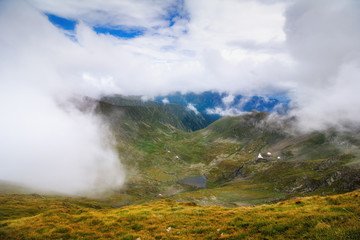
left=1, top=0, right=360, bottom=239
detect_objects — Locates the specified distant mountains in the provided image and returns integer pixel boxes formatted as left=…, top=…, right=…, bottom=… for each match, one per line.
left=95, top=95, right=360, bottom=207
left=2, top=94, right=360, bottom=208
left=101, top=95, right=208, bottom=131
left=101, top=92, right=290, bottom=131
left=154, top=91, right=290, bottom=127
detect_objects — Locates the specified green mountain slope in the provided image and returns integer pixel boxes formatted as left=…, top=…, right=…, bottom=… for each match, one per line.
left=95, top=98, right=360, bottom=207
left=1, top=97, right=360, bottom=239
left=101, top=95, right=208, bottom=131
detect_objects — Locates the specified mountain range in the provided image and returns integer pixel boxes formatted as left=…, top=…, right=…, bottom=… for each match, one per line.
left=1, top=94, right=360, bottom=239
left=154, top=91, right=290, bottom=129
left=96, top=95, right=360, bottom=207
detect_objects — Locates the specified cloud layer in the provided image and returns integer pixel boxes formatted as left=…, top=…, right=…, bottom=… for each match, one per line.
left=0, top=1, right=124, bottom=194
left=285, top=0, right=360, bottom=131
left=1, top=0, right=360, bottom=193
left=23, top=0, right=293, bottom=97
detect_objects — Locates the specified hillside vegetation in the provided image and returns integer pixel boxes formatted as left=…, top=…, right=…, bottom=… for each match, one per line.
left=1, top=96, right=360, bottom=239
left=1, top=190, right=360, bottom=239
left=96, top=96, right=360, bottom=207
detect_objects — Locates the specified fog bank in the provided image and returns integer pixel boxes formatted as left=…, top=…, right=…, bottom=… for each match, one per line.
left=0, top=1, right=124, bottom=195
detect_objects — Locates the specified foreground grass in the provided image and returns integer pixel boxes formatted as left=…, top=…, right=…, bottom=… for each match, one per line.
left=172, top=180, right=285, bottom=207
left=1, top=190, right=360, bottom=239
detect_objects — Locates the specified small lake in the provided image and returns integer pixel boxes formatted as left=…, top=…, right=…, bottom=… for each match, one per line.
left=179, top=175, right=207, bottom=188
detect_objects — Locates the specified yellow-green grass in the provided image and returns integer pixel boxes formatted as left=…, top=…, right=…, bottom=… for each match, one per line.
left=1, top=190, right=360, bottom=239
left=171, top=180, right=285, bottom=206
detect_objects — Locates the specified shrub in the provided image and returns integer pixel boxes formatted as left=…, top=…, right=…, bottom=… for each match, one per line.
left=131, top=223, right=144, bottom=231
left=121, top=234, right=135, bottom=240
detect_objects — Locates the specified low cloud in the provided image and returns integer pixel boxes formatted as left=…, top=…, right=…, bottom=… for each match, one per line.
left=222, top=94, right=235, bottom=106
left=0, top=1, right=124, bottom=195
left=206, top=107, right=246, bottom=117
left=162, top=98, right=170, bottom=104
left=187, top=103, right=200, bottom=115
left=1, top=0, right=360, bottom=195
left=285, top=0, right=360, bottom=131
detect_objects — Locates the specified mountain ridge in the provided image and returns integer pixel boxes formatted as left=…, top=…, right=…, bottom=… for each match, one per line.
left=91, top=96, right=360, bottom=207
left=155, top=91, right=289, bottom=126
left=2, top=95, right=359, bottom=207
left=101, top=95, right=209, bottom=131
left=1, top=95, right=360, bottom=239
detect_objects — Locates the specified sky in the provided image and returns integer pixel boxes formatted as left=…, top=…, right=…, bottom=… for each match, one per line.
left=1, top=0, right=360, bottom=193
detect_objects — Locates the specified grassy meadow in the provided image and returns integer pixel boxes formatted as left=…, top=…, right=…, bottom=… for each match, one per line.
left=1, top=190, right=360, bottom=239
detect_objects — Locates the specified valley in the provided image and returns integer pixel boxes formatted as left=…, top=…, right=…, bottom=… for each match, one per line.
left=96, top=96, right=360, bottom=207
left=1, top=95, right=360, bottom=239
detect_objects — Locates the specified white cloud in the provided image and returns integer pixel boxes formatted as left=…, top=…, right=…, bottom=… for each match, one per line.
left=19, top=0, right=292, bottom=97
left=27, top=0, right=174, bottom=29
left=184, top=0, right=286, bottom=45
left=1, top=0, right=360, bottom=197
left=285, top=0, right=360, bottom=131
left=206, top=107, right=246, bottom=116
left=0, top=1, right=124, bottom=195
left=187, top=103, right=199, bottom=115
left=222, top=94, right=235, bottom=106
left=236, top=96, right=251, bottom=110
left=162, top=98, right=170, bottom=104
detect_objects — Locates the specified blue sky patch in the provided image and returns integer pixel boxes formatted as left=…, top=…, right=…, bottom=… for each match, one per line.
left=93, top=26, right=145, bottom=39
left=164, top=0, right=190, bottom=27
left=46, top=13, right=77, bottom=31
left=46, top=13, right=144, bottom=39
left=45, top=4, right=189, bottom=40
